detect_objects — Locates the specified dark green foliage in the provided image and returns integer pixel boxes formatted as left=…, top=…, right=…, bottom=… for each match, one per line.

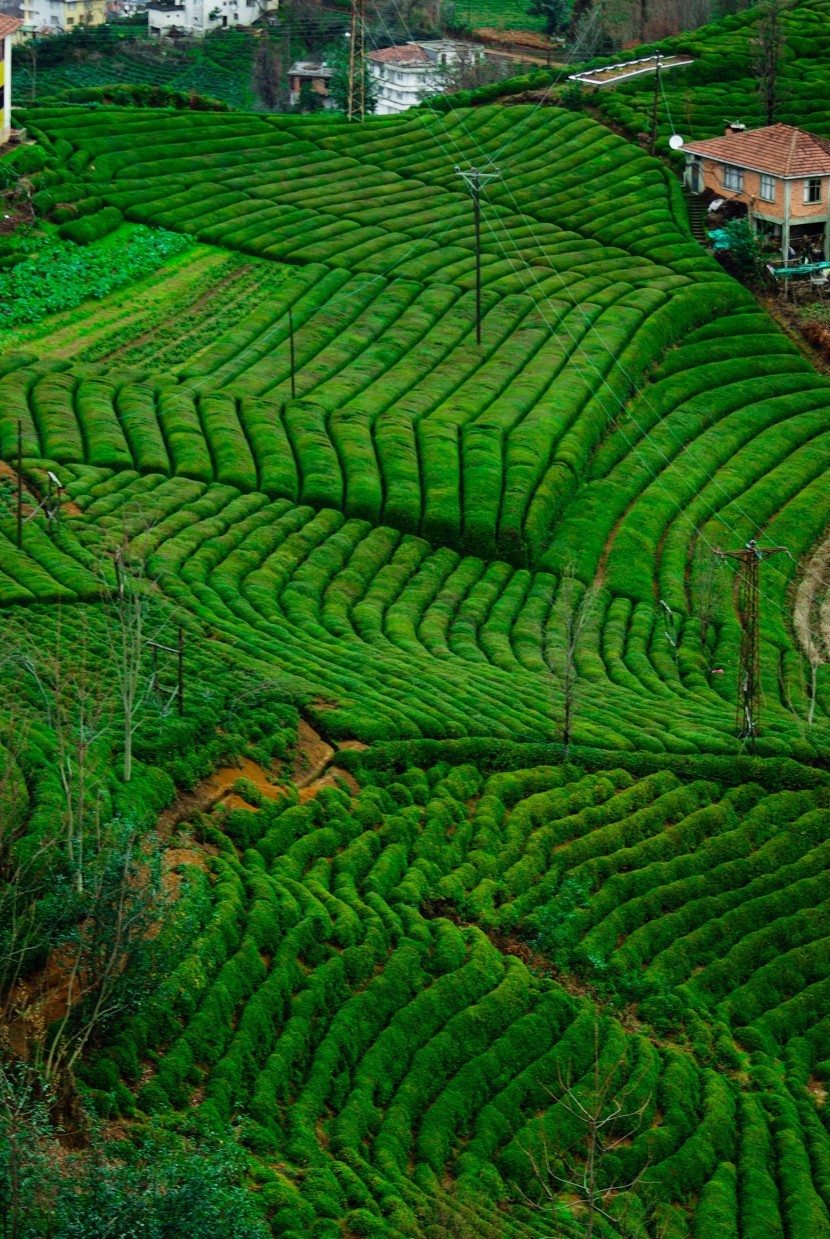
left=58, top=205, right=124, bottom=245
left=18, top=1127, right=270, bottom=1238
left=0, top=228, right=191, bottom=326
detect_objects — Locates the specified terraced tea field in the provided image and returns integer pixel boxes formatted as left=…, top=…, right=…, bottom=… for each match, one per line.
left=79, top=749, right=830, bottom=1237
left=579, top=0, right=830, bottom=155
left=463, top=0, right=545, bottom=31
left=6, top=101, right=830, bottom=753
left=4, top=97, right=830, bottom=1237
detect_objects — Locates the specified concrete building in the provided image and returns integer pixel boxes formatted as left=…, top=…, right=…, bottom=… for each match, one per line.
left=368, top=40, right=480, bottom=116
left=0, top=15, right=20, bottom=142
left=21, top=0, right=105, bottom=32
left=684, top=123, right=830, bottom=260
left=288, top=60, right=332, bottom=109
left=147, top=0, right=275, bottom=37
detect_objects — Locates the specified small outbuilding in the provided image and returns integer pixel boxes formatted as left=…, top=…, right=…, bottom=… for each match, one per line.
left=288, top=61, right=333, bottom=110
left=684, top=122, right=830, bottom=260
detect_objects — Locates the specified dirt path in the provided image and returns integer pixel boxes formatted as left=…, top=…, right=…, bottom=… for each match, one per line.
left=158, top=721, right=366, bottom=830
left=104, top=261, right=252, bottom=363
left=294, top=719, right=335, bottom=787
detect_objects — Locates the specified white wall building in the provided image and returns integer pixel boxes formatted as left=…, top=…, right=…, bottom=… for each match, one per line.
left=147, top=0, right=275, bottom=37
left=368, top=41, right=480, bottom=116
left=0, top=15, right=20, bottom=143
left=22, top=0, right=106, bottom=34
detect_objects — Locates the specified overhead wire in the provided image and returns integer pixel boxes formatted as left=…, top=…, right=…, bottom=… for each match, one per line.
left=478, top=157, right=830, bottom=716
left=188, top=1, right=601, bottom=393
left=364, top=0, right=830, bottom=701
left=42, top=10, right=830, bottom=697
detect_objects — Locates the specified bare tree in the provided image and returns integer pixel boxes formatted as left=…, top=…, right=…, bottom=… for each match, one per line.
left=693, top=544, right=718, bottom=655
left=793, top=550, right=826, bottom=729
left=547, top=566, right=599, bottom=759
left=253, top=35, right=286, bottom=111
left=15, top=615, right=113, bottom=893
left=109, top=538, right=152, bottom=785
left=752, top=0, right=787, bottom=125
left=521, top=1023, right=652, bottom=1239
left=41, top=819, right=172, bottom=1083
left=0, top=700, right=58, bottom=1011
left=421, top=47, right=521, bottom=98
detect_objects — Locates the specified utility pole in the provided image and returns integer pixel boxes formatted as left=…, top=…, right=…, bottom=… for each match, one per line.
left=650, top=53, right=663, bottom=156
left=16, top=419, right=22, bottom=550
left=346, top=0, right=366, bottom=122
left=714, top=539, right=786, bottom=748
left=454, top=164, right=500, bottom=347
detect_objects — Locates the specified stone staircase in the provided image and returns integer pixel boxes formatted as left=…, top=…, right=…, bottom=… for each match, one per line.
left=682, top=187, right=708, bottom=244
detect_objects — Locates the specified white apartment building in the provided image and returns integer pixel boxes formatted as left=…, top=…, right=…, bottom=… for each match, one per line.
left=368, top=41, right=480, bottom=116
left=22, top=0, right=106, bottom=34
left=147, top=0, right=276, bottom=37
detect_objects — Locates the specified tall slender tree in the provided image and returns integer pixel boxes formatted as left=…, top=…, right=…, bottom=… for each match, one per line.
left=752, top=0, right=787, bottom=125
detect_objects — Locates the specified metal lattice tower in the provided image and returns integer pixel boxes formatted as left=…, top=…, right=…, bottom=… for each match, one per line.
left=453, top=165, right=500, bottom=346
left=347, top=0, right=367, bottom=123
left=714, top=539, right=786, bottom=745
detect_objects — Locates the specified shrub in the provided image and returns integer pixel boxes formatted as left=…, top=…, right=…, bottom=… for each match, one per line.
left=58, top=205, right=123, bottom=244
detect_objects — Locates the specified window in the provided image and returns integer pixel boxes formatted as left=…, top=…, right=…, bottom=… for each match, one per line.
left=805, top=177, right=822, bottom=204
left=759, top=173, right=775, bottom=201
left=723, top=164, right=744, bottom=192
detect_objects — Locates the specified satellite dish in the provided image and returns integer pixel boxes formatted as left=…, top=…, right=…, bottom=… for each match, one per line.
left=669, top=134, right=685, bottom=150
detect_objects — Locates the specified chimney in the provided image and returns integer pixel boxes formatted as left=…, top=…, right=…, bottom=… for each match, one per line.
left=725, top=121, right=747, bottom=136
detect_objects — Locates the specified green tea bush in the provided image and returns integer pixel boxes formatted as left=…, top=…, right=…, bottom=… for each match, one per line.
left=58, top=205, right=123, bottom=244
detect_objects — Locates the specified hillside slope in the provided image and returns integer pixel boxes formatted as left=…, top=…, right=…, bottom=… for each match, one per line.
left=461, top=0, right=830, bottom=157
left=6, top=102, right=830, bottom=754
left=3, top=95, right=830, bottom=1239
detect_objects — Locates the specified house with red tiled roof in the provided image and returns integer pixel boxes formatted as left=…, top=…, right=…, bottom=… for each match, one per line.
left=684, top=123, right=830, bottom=259
left=368, top=40, right=481, bottom=116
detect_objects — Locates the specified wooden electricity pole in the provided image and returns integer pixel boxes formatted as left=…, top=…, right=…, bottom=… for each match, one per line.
left=650, top=53, right=663, bottom=156
left=714, top=539, right=786, bottom=748
left=454, top=164, right=500, bottom=346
